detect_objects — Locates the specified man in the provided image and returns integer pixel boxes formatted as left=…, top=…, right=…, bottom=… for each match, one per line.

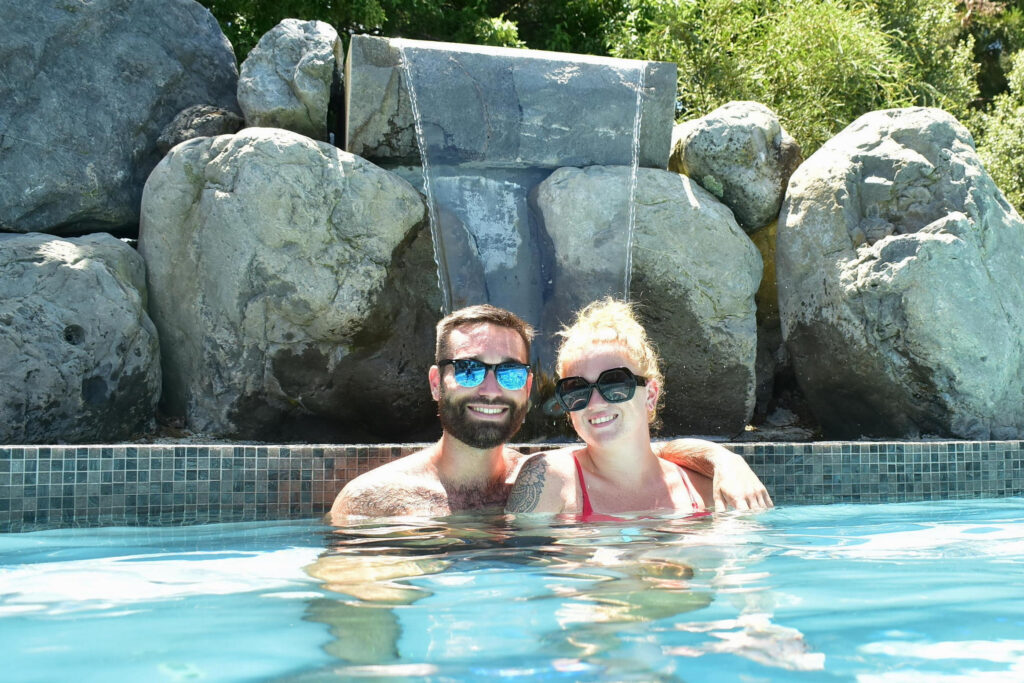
left=329, top=304, right=772, bottom=519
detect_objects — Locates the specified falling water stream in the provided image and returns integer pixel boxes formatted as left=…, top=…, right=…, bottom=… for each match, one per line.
left=396, top=40, right=452, bottom=314
left=624, top=63, right=646, bottom=299
left=394, top=40, right=652, bottom=369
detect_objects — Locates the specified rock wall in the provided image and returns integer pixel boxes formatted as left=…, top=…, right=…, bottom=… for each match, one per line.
left=0, top=0, right=239, bottom=235
left=4, top=3, right=1024, bottom=444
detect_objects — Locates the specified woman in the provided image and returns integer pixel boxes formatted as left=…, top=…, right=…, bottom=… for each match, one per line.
left=506, top=297, right=713, bottom=519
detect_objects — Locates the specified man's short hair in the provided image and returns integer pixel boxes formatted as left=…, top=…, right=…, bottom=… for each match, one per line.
left=435, top=304, right=535, bottom=361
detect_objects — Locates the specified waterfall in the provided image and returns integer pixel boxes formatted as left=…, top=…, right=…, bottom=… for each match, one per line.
left=396, top=39, right=451, bottom=314
left=624, top=63, right=647, bottom=299
left=370, top=38, right=672, bottom=369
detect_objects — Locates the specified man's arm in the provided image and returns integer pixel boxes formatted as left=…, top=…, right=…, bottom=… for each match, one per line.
left=327, top=480, right=404, bottom=521
left=506, top=453, right=569, bottom=513
left=327, top=471, right=434, bottom=521
left=655, top=438, right=773, bottom=511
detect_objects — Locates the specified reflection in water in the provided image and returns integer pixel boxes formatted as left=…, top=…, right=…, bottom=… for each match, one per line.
left=668, top=615, right=825, bottom=671
left=298, top=512, right=823, bottom=679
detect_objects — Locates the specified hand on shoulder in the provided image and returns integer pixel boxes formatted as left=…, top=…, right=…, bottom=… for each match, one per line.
left=656, top=438, right=773, bottom=511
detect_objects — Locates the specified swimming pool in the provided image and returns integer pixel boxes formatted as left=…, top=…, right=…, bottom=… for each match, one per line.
left=2, top=498, right=1022, bottom=681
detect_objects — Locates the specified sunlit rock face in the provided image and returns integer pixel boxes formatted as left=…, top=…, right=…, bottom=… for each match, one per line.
left=671, top=101, right=802, bottom=234
left=139, top=128, right=437, bottom=441
left=238, top=18, right=344, bottom=141
left=671, top=102, right=803, bottom=422
left=536, top=166, right=762, bottom=436
left=345, top=35, right=676, bottom=168
left=345, top=36, right=677, bottom=341
left=0, top=0, right=239, bottom=235
left=778, top=107, right=1024, bottom=439
left=0, top=233, right=161, bottom=443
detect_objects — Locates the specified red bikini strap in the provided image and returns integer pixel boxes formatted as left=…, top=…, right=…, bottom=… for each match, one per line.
left=677, top=466, right=701, bottom=511
left=572, top=454, right=594, bottom=517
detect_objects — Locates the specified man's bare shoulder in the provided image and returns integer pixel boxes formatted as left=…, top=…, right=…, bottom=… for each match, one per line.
left=504, top=445, right=576, bottom=481
left=505, top=447, right=579, bottom=513
left=328, top=448, right=443, bottom=519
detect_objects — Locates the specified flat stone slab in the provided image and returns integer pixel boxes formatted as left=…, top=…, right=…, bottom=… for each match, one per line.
left=345, top=36, right=676, bottom=169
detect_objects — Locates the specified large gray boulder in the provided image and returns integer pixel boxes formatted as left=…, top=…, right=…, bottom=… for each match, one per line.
left=0, top=0, right=239, bottom=235
left=139, top=128, right=432, bottom=440
left=777, top=107, right=1024, bottom=439
left=238, top=19, right=343, bottom=141
left=345, top=35, right=676, bottom=168
left=535, top=166, right=762, bottom=435
left=157, top=105, right=245, bottom=155
left=0, top=233, right=161, bottom=443
left=670, top=102, right=802, bottom=233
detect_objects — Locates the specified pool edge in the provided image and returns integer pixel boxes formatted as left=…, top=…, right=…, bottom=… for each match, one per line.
left=1, top=440, right=1022, bottom=532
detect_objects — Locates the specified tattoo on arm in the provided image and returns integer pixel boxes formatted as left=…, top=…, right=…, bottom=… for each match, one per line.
left=506, top=456, right=548, bottom=512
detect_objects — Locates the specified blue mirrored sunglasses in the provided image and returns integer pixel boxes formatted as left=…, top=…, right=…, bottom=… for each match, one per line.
left=438, top=358, right=531, bottom=391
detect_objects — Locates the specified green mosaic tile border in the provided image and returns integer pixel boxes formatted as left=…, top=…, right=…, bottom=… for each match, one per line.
left=1, top=441, right=1022, bottom=532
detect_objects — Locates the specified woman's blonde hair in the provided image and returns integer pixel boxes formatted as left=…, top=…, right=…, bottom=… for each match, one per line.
left=556, top=297, right=664, bottom=424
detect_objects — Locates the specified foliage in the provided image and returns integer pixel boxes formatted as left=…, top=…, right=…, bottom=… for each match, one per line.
left=495, top=1, right=634, bottom=55
left=607, top=0, right=759, bottom=117
left=746, top=1, right=925, bottom=149
left=200, top=0, right=388, bottom=59
left=960, top=0, right=1024, bottom=101
left=197, top=1, right=634, bottom=60
left=471, top=14, right=525, bottom=48
left=609, top=0, right=979, bottom=152
left=863, top=0, right=978, bottom=121
left=977, top=49, right=1024, bottom=212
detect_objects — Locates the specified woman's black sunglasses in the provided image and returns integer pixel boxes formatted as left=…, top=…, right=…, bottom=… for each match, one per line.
left=554, top=367, right=647, bottom=412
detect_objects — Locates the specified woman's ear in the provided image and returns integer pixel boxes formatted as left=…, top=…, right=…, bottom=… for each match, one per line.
left=645, top=378, right=660, bottom=420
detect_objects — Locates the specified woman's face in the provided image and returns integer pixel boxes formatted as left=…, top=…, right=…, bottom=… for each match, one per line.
left=560, top=344, right=658, bottom=448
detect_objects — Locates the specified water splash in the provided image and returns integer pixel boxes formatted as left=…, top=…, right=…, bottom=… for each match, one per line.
left=623, top=63, right=646, bottom=299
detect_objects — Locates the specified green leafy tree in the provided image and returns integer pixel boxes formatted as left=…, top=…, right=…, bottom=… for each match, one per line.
left=198, top=0, right=633, bottom=60
left=977, top=49, right=1024, bottom=212
left=745, top=0, right=926, bottom=149
left=863, top=0, right=978, bottom=121
left=610, top=0, right=978, bottom=153
left=200, top=0, right=388, bottom=59
left=960, top=0, right=1024, bottom=102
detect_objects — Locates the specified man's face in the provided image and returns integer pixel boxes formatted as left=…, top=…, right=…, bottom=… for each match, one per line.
left=430, top=322, right=532, bottom=449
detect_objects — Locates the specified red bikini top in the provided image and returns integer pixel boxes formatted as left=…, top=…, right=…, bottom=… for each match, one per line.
left=572, top=454, right=704, bottom=522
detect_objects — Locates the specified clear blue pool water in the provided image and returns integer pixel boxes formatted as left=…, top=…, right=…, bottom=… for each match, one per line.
left=1, top=498, right=1023, bottom=681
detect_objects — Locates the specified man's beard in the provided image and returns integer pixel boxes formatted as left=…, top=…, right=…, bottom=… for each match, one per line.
left=438, top=387, right=528, bottom=449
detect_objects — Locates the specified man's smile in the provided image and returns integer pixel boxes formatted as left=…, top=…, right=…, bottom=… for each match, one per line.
left=468, top=403, right=510, bottom=418
left=589, top=413, right=617, bottom=426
